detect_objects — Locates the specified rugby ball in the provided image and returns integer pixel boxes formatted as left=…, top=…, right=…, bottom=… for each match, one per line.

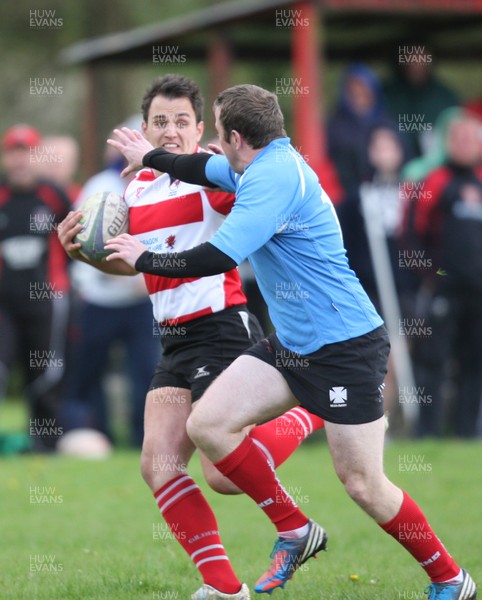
left=57, top=428, right=112, bottom=459
left=74, top=191, right=129, bottom=262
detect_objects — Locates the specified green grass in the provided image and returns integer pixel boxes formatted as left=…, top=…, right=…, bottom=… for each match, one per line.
left=1, top=407, right=480, bottom=599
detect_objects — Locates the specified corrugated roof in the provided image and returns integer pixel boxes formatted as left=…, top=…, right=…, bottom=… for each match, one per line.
left=60, top=0, right=482, bottom=65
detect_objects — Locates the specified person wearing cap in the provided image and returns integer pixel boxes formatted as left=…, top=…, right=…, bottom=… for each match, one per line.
left=0, top=124, right=72, bottom=451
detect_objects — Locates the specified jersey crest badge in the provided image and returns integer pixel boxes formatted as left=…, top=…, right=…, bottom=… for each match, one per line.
left=165, top=234, right=176, bottom=249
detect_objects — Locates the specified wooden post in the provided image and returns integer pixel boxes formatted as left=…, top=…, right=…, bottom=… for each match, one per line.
left=207, top=32, right=232, bottom=131
left=82, top=64, right=99, bottom=180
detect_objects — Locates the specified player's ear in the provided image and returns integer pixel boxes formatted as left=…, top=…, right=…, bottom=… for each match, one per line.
left=232, top=130, right=242, bottom=149
left=196, top=120, right=204, bottom=143
left=141, top=120, right=148, bottom=136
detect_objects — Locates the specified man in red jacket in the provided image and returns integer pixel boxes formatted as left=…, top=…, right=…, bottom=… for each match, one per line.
left=0, top=124, right=71, bottom=450
left=408, top=113, right=482, bottom=437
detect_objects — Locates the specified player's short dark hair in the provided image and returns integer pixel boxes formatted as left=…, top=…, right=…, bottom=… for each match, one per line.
left=214, top=84, right=286, bottom=149
left=141, top=75, right=204, bottom=123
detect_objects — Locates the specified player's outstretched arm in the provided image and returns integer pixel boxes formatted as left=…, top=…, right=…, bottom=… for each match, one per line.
left=142, top=148, right=215, bottom=187
left=57, top=211, right=137, bottom=276
left=105, top=235, right=236, bottom=277
left=107, top=127, right=217, bottom=186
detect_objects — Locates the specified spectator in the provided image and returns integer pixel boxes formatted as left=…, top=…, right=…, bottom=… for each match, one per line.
left=336, top=121, right=410, bottom=309
left=408, top=112, right=482, bottom=437
left=39, top=135, right=82, bottom=203
left=336, top=122, right=412, bottom=426
left=327, top=63, right=393, bottom=194
left=401, top=106, right=462, bottom=183
left=384, top=41, right=459, bottom=158
left=64, top=123, right=160, bottom=447
left=0, top=124, right=71, bottom=450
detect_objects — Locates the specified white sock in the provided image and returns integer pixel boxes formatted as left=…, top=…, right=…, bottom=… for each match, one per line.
left=278, top=523, right=310, bottom=539
left=442, top=569, right=463, bottom=585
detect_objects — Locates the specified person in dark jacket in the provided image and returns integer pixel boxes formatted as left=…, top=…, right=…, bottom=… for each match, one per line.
left=0, top=124, right=72, bottom=450
left=336, top=121, right=411, bottom=310
left=384, top=41, right=459, bottom=158
left=327, top=63, right=395, bottom=195
left=408, top=113, right=482, bottom=437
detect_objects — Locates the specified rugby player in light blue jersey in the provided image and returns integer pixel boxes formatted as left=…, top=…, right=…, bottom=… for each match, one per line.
left=106, top=84, right=476, bottom=600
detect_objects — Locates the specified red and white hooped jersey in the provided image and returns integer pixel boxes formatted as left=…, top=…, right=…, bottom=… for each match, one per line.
left=124, top=160, right=247, bottom=325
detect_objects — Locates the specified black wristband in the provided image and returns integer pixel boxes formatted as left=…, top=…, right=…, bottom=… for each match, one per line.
left=134, top=242, right=237, bottom=278
left=142, top=148, right=216, bottom=187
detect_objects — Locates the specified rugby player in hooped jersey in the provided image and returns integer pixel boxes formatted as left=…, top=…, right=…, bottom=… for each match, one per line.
left=106, top=84, right=477, bottom=600
left=58, top=75, right=325, bottom=600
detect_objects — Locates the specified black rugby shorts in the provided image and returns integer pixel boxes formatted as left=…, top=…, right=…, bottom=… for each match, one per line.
left=243, top=325, right=390, bottom=425
left=150, top=305, right=264, bottom=401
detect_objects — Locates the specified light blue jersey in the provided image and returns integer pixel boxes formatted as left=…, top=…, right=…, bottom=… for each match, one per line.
left=206, top=137, right=383, bottom=354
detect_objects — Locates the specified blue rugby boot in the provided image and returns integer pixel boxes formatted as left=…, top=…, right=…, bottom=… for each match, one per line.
left=424, top=570, right=477, bottom=600
left=254, top=520, right=327, bottom=594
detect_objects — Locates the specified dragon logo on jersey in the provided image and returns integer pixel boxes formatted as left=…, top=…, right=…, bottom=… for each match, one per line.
left=165, top=234, right=176, bottom=249
left=168, top=178, right=181, bottom=197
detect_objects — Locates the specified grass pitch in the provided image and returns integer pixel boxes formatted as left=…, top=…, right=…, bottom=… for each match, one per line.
left=1, top=424, right=480, bottom=599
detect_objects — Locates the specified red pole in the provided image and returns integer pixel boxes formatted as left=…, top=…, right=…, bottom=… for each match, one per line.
left=292, top=1, right=324, bottom=160
left=291, top=2, right=343, bottom=202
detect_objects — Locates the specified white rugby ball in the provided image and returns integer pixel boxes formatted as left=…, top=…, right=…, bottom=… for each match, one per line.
left=74, top=191, right=129, bottom=262
left=57, top=428, right=112, bottom=459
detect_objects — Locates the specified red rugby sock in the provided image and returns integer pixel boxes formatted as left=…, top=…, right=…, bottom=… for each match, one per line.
left=214, top=436, right=309, bottom=532
left=250, top=406, right=324, bottom=468
left=154, top=474, right=241, bottom=594
left=379, top=491, right=460, bottom=583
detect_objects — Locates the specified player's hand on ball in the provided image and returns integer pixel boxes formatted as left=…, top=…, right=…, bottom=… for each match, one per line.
left=107, top=127, right=154, bottom=178
left=57, top=211, right=84, bottom=259
left=104, top=233, right=147, bottom=268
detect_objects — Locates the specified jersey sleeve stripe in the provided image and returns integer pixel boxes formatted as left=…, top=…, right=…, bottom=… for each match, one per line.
left=205, top=191, right=235, bottom=215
